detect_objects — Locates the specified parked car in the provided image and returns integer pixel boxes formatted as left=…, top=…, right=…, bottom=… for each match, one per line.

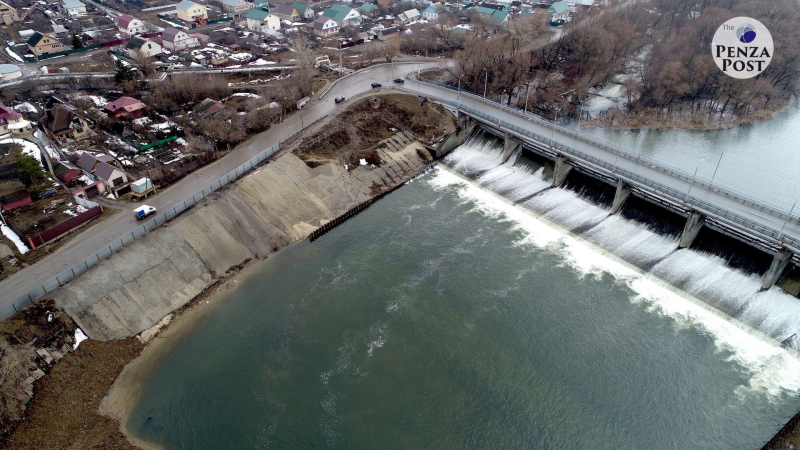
left=335, top=96, right=345, bottom=104
left=39, top=188, right=57, bottom=199
left=393, top=78, right=405, bottom=83
left=371, top=82, right=382, bottom=88
left=134, top=205, right=157, bottom=221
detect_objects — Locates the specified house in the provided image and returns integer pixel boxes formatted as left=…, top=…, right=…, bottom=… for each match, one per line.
left=547, top=0, right=568, bottom=22
left=321, top=4, right=360, bottom=27
left=273, top=4, right=299, bottom=21
left=311, top=15, right=338, bottom=37
left=292, top=2, right=314, bottom=19
left=221, top=0, right=253, bottom=14
left=397, top=8, right=419, bottom=23
left=358, top=2, right=376, bottom=16
left=476, top=6, right=509, bottom=26
left=422, top=2, right=444, bottom=20
left=245, top=8, right=280, bottom=31
left=0, top=64, right=22, bottom=81
left=76, top=152, right=128, bottom=191
left=194, top=98, right=226, bottom=118
left=80, top=32, right=96, bottom=46
left=26, top=32, right=63, bottom=56
left=176, top=0, right=208, bottom=22
left=62, top=0, right=86, bottom=16
left=377, top=0, right=394, bottom=9
left=0, top=104, right=33, bottom=134
left=0, top=1, right=20, bottom=25
left=41, top=100, right=92, bottom=141
left=103, top=96, right=146, bottom=120
left=54, top=161, right=82, bottom=184
left=114, top=14, right=145, bottom=35
left=161, top=26, right=200, bottom=50
left=126, top=36, right=162, bottom=57
left=0, top=190, right=31, bottom=212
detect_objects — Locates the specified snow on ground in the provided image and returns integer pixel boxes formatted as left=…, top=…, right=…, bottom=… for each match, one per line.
left=13, top=102, right=36, bottom=113
left=359, top=158, right=367, bottom=165
left=249, top=59, right=276, bottom=66
left=175, top=137, right=187, bottom=146
left=1, top=224, right=29, bottom=254
left=133, top=116, right=151, bottom=125
left=76, top=95, right=108, bottom=107
left=4, top=47, right=23, bottom=62
left=73, top=328, right=88, bottom=349
left=230, top=52, right=252, bottom=61
left=151, top=121, right=176, bottom=129
left=0, top=138, right=41, bottom=164
left=232, top=93, right=261, bottom=99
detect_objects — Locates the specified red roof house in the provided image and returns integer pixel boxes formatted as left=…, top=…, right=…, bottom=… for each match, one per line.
left=103, top=96, right=146, bottom=120
left=0, top=190, right=31, bottom=211
left=54, top=161, right=82, bottom=184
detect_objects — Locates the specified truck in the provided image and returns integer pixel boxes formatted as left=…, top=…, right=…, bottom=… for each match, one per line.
left=134, top=205, right=157, bottom=220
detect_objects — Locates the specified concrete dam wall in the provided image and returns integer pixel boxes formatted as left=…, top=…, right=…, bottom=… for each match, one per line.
left=52, top=135, right=431, bottom=340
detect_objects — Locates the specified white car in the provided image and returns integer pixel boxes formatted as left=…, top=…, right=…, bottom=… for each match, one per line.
left=134, top=205, right=157, bottom=220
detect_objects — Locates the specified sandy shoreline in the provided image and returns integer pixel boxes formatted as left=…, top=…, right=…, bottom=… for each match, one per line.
left=101, top=262, right=264, bottom=450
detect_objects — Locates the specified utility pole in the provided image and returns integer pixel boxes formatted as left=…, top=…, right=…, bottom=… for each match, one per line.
left=457, top=74, right=464, bottom=108
left=524, top=83, right=531, bottom=113
left=483, top=69, right=488, bottom=98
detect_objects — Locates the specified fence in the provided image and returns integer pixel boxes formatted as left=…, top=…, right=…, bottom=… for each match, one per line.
left=411, top=74, right=800, bottom=224
left=28, top=206, right=103, bottom=248
left=0, top=141, right=282, bottom=320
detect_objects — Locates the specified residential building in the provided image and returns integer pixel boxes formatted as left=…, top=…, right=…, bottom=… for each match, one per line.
left=0, top=104, right=33, bottom=134
left=311, top=15, right=338, bottom=37
left=547, top=0, right=568, bottom=21
left=422, top=2, right=444, bottom=20
left=62, top=0, right=86, bottom=16
left=26, top=32, right=63, bottom=56
left=273, top=4, right=299, bottom=21
left=76, top=152, right=128, bottom=191
left=161, top=26, right=200, bottom=50
left=397, top=8, right=419, bottom=22
left=54, top=162, right=82, bottom=184
left=114, top=14, right=145, bottom=35
left=321, top=4, right=360, bottom=27
left=245, top=8, right=280, bottom=31
left=103, top=96, right=146, bottom=120
left=476, top=6, right=509, bottom=26
left=292, top=2, right=314, bottom=19
left=194, top=98, right=226, bottom=118
left=358, top=2, right=376, bottom=16
left=0, top=64, right=21, bottom=81
left=126, top=36, right=162, bottom=57
left=377, top=0, right=394, bottom=9
left=176, top=0, right=208, bottom=22
left=222, top=0, right=253, bottom=14
left=0, top=1, right=20, bottom=25
left=0, top=191, right=31, bottom=212
left=41, top=102, right=92, bottom=141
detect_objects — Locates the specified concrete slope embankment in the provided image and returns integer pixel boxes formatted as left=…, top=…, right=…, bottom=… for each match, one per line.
left=51, top=138, right=429, bottom=340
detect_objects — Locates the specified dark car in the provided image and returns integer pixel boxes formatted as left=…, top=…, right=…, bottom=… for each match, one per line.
left=39, top=188, right=57, bottom=199
left=371, top=82, right=382, bottom=88
left=335, top=96, right=345, bottom=104
left=393, top=78, right=405, bottom=83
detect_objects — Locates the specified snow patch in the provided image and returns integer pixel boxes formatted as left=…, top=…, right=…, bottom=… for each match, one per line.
left=1, top=224, right=29, bottom=254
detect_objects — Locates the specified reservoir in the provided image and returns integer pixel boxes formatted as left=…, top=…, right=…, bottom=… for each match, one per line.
left=128, top=134, right=800, bottom=449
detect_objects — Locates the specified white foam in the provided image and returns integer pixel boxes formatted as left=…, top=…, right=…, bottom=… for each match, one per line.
left=428, top=166, right=800, bottom=398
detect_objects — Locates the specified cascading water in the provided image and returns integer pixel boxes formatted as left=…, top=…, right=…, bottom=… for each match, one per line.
left=443, top=132, right=800, bottom=351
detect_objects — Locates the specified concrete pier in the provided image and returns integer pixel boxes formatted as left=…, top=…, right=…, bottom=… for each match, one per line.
left=503, top=133, right=521, bottom=164
left=761, top=247, right=793, bottom=291
left=679, top=212, right=705, bottom=248
left=610, top=180, right=631, bottom=215
left=552, top=155, right=573, bottom=187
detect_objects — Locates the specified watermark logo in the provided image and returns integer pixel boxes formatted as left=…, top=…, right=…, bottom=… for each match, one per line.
left=712, top=17, right=773, bottom=79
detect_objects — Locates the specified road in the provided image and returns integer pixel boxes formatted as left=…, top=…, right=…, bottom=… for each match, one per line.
left=0, top=61, right=442, bottom=309
left=2, top=59, right=797, bottom=310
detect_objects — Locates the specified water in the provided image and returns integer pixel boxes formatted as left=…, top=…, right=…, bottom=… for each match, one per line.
left=573, top=102, right=800, bottom=210
left=129, top=137, right=800, bottom=449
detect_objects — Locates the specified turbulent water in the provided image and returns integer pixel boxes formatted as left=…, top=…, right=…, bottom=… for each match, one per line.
left=129, top=135, right=800, bottom=449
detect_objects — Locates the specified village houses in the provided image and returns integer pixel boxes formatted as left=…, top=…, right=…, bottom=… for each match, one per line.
left=161, top=27, right=200, bottom=50
left=311, top=16, right=338, bottom=38
left=221, top=0, right=253, bottom=15
left=245, top=8, right=280, bottom=32
left=26, top=32, right=63, bottom=56
left=114, top=14, right=146, bottom=35
left=176, top=0, right=208, bottom=22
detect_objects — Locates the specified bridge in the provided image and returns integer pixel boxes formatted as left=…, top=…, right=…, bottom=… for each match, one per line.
left=397, top=76, right=800, bottom=291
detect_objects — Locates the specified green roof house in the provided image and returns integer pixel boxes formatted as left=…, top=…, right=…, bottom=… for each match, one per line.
left=547, top=0, right=568, bottom=22
left=291, top=1, right=314, bottom=19
left=321, top=4, right=361, bottom=27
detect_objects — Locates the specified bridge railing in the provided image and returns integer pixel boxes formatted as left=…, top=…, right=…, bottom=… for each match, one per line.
left=411, top=75, right=800, bottom=224
left=423, top=96, right=800, bottom=251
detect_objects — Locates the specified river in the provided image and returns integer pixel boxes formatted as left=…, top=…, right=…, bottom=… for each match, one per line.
left=127, top=131, right=800, bottom=449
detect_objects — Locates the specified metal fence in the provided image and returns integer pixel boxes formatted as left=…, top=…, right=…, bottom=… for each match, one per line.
left=413, top=76, right=800, bottom=223
left=0, top=142, right=282, bottom=320
left=437, top=98, right=800, bottom=252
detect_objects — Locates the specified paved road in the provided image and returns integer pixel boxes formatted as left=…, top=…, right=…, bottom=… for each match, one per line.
left=2, top=60, right=797, bottom=309
left=0, top=61, right=442, bottom=307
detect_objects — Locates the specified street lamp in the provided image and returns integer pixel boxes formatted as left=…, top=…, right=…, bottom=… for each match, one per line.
left=710, top=150, right=724, bottom=186
left=501, top=89, right=507, bottom=106
left=577, top=104, right=584, bottom=127
left=34, top=224, right=49, bottom=254
left=524, top=83, right=531, bottom=113
left=778, top=200, right=797, bottom=243
left=687, top=158, right=704, bottom=197
left=457, top=74, right=465, bottom=108
left=483, top=69, right=488, bottom=99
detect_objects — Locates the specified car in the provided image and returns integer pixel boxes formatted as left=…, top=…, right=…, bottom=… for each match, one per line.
left=39, top=188, right=57, bottom=199
left=335, top=96, right=345, bottom=104
left=393, top=78, right=405, bottom=83
left=134, top=205, right=157, bottom=221
left=371, top=82, right=382, bottom=88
